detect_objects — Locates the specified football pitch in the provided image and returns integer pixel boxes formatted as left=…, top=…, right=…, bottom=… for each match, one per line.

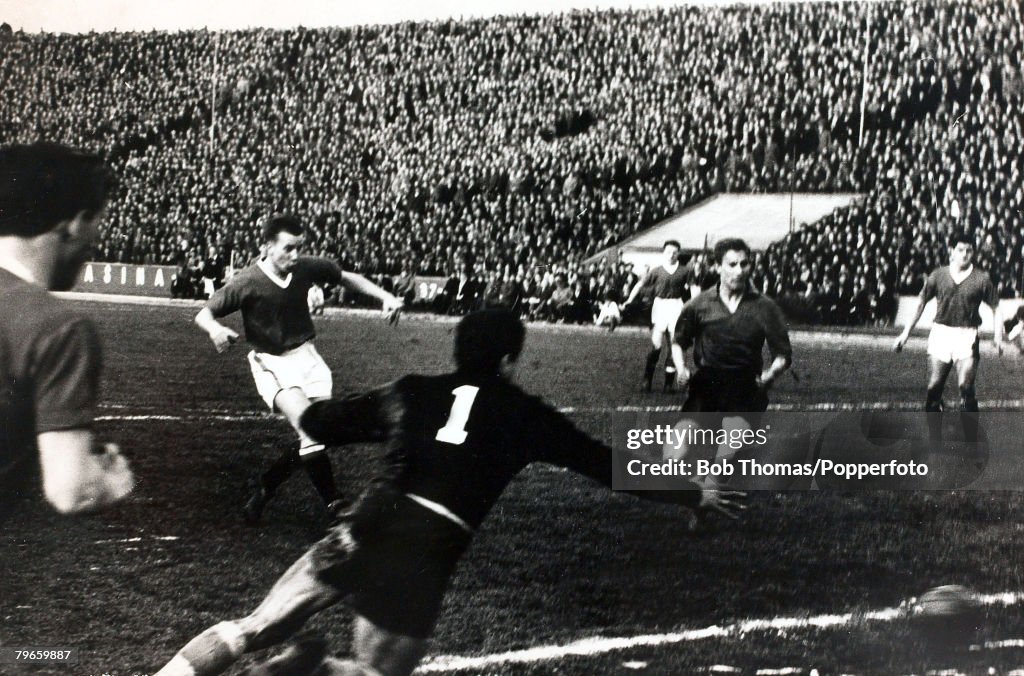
left=4, top=300, right=1024, bottom=675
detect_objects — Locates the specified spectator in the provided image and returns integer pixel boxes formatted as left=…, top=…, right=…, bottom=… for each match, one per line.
left=0, top=0, right=1020, bottom=326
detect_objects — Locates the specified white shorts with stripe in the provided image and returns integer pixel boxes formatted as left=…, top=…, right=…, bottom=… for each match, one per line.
left=927, top=323, right=979, bottom=364
left=651, top=297, right=685, bottom=334
left=247, top=342, right=333, bottom=410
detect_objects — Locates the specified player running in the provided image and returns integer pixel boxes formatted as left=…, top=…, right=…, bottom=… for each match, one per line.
left=624, top=240, right=690, bottom=392
left=675, top=238, right=792, bottom=413
left=893, top=231, right=1005, bottom=412
left=195, top=215, right=402, bottom=523
left=154, top=309, right=745, bottom=676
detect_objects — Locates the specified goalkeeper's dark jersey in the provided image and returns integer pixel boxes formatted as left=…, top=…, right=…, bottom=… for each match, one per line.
left=301, top=372, right=702, bottom=531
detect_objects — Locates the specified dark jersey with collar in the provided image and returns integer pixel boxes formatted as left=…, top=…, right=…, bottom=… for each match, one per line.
left=1, top=268, right=102, bottom=516
left=301, top=372, right=702, bottom=532
left=207, top=256, right=343, bottom=355
left=921, top=266, right=997, bottom=328
left=641, top=263, right=691, bottom=300
left=677, top=286, right=792, bottom=372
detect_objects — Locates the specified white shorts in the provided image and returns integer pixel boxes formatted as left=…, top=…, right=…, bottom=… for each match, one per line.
left=248, top=342, right=333, bottom=410
left=927, top=324, right=979, bottom=364
left=651, top=297, right=685, bottom=334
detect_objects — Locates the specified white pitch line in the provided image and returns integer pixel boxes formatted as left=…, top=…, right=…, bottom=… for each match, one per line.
left=92, top=537, right=143, bottom=544
left=92, top=535, right=181, bottom=545
left=416, top=593, right=1024, bottom=673
left=95, top=398, right=1024, bottom=423
left=971, top=638, right=1024, bottom=651
left=95, top=413, right=266, bottom=422
left=978, top=592, right=1024, bottom=605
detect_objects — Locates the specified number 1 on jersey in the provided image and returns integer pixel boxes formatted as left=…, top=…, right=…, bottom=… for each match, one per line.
left=435, top=385, right=479, bottom=445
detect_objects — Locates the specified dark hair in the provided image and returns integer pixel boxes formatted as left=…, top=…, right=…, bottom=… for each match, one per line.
left=0, top=142, right=113, bottom=237
left=948, top=230, right=973, bottom=249
left=261, top=214, right=303, bottom=243
left=663, top=239, right=681, bottom=251
left=713, top=237, right=751, bottom=264
left=454, top=309, right=526, bottom=375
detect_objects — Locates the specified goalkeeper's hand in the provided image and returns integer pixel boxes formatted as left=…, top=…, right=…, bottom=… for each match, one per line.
left=697, top=488, right=747, bottom=520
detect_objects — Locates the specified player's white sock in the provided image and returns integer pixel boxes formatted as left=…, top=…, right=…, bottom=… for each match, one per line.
left=158, top=621, right=245, bottom=676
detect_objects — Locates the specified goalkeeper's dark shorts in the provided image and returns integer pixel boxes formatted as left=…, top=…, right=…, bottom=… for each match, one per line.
left=309, top=486, right=472, bottom=639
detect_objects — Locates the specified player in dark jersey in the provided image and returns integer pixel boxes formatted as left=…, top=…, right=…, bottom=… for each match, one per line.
left=894, top=231, right=1005, bottom=412
left=624, top=240, right=691, bottom=392
left=195, top=215, right=403, bottom=522
left=676, top=238, right=792, bottom=413
left=154, top=310, right=745, bottom=676
left=0, top=142, right=133, bottom=521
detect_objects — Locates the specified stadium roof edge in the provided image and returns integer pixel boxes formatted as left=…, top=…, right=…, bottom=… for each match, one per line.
left=585, top=192, right=864, bottom=267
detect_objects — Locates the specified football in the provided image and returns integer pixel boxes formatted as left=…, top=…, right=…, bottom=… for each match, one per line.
left=914, top=585, right=978, bottom=619
left=911, top=584, right=982, bottom=644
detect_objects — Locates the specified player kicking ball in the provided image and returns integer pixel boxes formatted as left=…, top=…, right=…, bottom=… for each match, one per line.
left=155, top=309, right=744, bottom=676
left=893, top=231, right=1006, bottom=414
left=195, top=215, right=402, bottom=523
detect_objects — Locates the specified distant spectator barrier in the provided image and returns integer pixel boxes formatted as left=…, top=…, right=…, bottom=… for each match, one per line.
left=415, top=276, right=447, bottom=303
left=75, top=262, right=178, bottom=297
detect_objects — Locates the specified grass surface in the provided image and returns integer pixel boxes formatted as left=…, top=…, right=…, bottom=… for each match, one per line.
left=3, top=301, right=1024, bottom=675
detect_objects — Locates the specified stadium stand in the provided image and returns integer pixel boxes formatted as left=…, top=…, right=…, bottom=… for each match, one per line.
left=1, top=1, right=1021, bottom=323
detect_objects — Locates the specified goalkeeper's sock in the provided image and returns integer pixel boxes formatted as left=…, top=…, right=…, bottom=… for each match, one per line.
left=300, top=445, right=339, bottom=505
left=156, top=621, right=245, bottom=676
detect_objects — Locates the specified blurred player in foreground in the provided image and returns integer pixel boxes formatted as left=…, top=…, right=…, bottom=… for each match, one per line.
left=155, top=309, right=745, bottom=676
left=624, top=239, right=690, bottom=392
left=894, top=231, right=1005, bottom=412
left=0, top=142, right=134, bottom=520
left=676, top=238, right=792, bottom=412
left=195, top=215, right=402, bottom=523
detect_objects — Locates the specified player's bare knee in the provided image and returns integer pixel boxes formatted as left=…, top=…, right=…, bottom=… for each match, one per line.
left=318, top=657, right=385, bottom=676
left=275, top=387, right=313, bottom=424
left=245, top=586, right=336, bottom=649
left=229, top=615, right=266, bottom=649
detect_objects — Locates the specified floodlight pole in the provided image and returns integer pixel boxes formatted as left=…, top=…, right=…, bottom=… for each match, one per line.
left=896, top=225, right=902, bottom=293
left=859, top=6, right=871, bottom=147
left=789, top=154, right=795, bottom=234
left=210, top=32, right=218, bottom=155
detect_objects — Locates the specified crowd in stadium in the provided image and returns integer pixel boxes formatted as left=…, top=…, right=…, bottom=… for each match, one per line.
left=1, top=0, right=1021, bottom=325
